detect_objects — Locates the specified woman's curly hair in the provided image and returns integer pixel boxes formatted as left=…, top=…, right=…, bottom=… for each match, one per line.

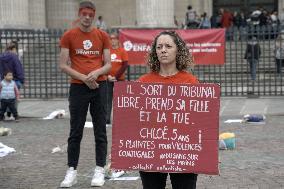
left=147, top=30, right=194, bottom=72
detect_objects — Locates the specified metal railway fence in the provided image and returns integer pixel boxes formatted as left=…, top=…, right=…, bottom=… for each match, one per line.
left=0, top=26, right=283, bottom=99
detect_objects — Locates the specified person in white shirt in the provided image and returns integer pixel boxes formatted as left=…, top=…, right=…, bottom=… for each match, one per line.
left=95, top=16, right=107, bottom=30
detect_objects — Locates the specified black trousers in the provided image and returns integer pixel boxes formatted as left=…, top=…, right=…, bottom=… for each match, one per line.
left=140, top=171, right=197, bottom=189
left=275, top=59, right=284, bottom=74
left=0, top=99, right=18, bottom=118
left=67, top=82, right=107, bottom=168
left=106, top=81, right=114, bottom=124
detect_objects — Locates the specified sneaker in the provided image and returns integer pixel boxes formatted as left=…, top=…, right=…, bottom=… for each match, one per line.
left=5, top=116, right=15, bottom=121
left=106, top=169, right=125, bottom=179
left=91, top=166, right=105, bottom=187
left=14, top=116, right=19, bottom=122
left=60, top=167, right=77, bottom=188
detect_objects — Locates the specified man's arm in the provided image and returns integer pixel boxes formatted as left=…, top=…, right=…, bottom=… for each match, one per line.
left=86, top=48, right=111, bottom=82
left=59, top=48, right=98, bottom=89
left=115, top=61, right=128, bottom=80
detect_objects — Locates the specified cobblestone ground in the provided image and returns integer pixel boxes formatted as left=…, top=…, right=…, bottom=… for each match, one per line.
left=0, top=114, right=284, bottom=189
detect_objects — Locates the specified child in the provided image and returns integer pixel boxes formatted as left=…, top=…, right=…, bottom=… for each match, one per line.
left=0, top=71, right=20, bottom=121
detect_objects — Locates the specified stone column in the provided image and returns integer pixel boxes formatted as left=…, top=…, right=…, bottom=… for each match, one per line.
left=0, top=0, right=29, bottom=28
left=279, top=0, right=284, bottom=26
left=28, top=0, right=46, bottom=29
left=46, top=0, right=78, bottom=29
left=136, top=0, right=174, bottom=28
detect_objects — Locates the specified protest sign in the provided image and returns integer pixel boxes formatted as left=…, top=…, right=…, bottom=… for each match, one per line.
left=120, top=29, right=225, bottom=65
left=111, top=81, right=220, bottom=174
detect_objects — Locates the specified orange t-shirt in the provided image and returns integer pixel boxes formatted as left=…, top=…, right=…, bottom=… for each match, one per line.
left=60, top=27, right=111, bottom=83
left=138, top=71, right=199, bottom=84
left=109, top=47, right=128, bottom=81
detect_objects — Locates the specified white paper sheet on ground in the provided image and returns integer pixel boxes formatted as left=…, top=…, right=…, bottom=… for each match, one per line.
left=0, top=142, right=15, bottom=157
left=51, top=144, right=67, bottom=153
left=84, top=122, right=93, bottom=128
left=51, top=146, right=62, bottom=153
left=224, top=119, right=243, bottom=123
left=109, top=176, right=140, bottom=181
left=43, top=110, right=66, bottom=120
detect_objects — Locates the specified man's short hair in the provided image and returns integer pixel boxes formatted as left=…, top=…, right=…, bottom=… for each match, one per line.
left=79, top=1, right=96, bottom=11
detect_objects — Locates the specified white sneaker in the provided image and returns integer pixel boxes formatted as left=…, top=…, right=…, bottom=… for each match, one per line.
left=5, top=116, right=15, bottom=121
left=60, top=167, right=77, bottom=188
left=91, top=166, right=105, bottom=187
left=106, top=169, right=125, bottom=179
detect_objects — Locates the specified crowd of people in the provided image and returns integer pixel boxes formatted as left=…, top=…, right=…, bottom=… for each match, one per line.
left=182, top=5, right=283, bottom=30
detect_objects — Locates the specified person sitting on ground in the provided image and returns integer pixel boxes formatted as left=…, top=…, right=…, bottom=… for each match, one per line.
left=0, top=71, right=20, bottom=121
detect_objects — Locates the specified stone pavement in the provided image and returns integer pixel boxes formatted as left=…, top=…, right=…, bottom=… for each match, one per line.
left=0, top=97, right=283, bottom=189
left=18, top=97, right=284, bottom=118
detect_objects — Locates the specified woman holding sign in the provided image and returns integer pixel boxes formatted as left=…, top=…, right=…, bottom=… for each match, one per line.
left=138, top=31, right=198, bottom=189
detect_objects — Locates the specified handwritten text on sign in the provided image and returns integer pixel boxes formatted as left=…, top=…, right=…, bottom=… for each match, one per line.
left=111, top=82, right=220, bottom=174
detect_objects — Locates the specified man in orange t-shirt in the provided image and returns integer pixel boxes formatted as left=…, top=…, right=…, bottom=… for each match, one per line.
left=106, top=33, right=128, bottom=124
left=59, top=1, right=111, bottom=187
left=138, top=31, right=198, bottom=189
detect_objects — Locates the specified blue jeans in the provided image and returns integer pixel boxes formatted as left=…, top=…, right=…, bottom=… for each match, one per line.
left=248, top=59, right=258, bottom=80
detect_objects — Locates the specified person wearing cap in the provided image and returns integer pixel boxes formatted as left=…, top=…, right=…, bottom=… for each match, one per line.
left=105, top=33, right=128, bottom=125
left=59, top=1, right=111, bottom=187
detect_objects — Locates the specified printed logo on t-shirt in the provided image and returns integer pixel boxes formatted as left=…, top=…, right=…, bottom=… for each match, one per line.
left=75, top=39, right=100, bottom=55
left=83, top=40, right=92, bottom=50
left=111, top=53, right=122, bottom=62
left=111, top=53, right=117, bottom=60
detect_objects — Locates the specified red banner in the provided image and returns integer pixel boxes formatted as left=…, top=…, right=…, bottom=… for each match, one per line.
left=119, top=29, right=225, bottom=65
left=111, top=81, right=220, bottom=174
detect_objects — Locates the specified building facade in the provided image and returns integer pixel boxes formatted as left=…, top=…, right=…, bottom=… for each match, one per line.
left=0, top=0, right=280, bottom=29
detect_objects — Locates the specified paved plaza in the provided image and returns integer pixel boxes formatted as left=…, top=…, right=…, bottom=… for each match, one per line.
left=0, top=97, right=284, bottom=189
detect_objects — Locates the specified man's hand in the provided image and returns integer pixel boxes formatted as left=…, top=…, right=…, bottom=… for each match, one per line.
left=107, top=75, right=117, bottom=82
left=86, top=70, right=100, bottom=82
left=82, top=75, right=99, bottom=89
